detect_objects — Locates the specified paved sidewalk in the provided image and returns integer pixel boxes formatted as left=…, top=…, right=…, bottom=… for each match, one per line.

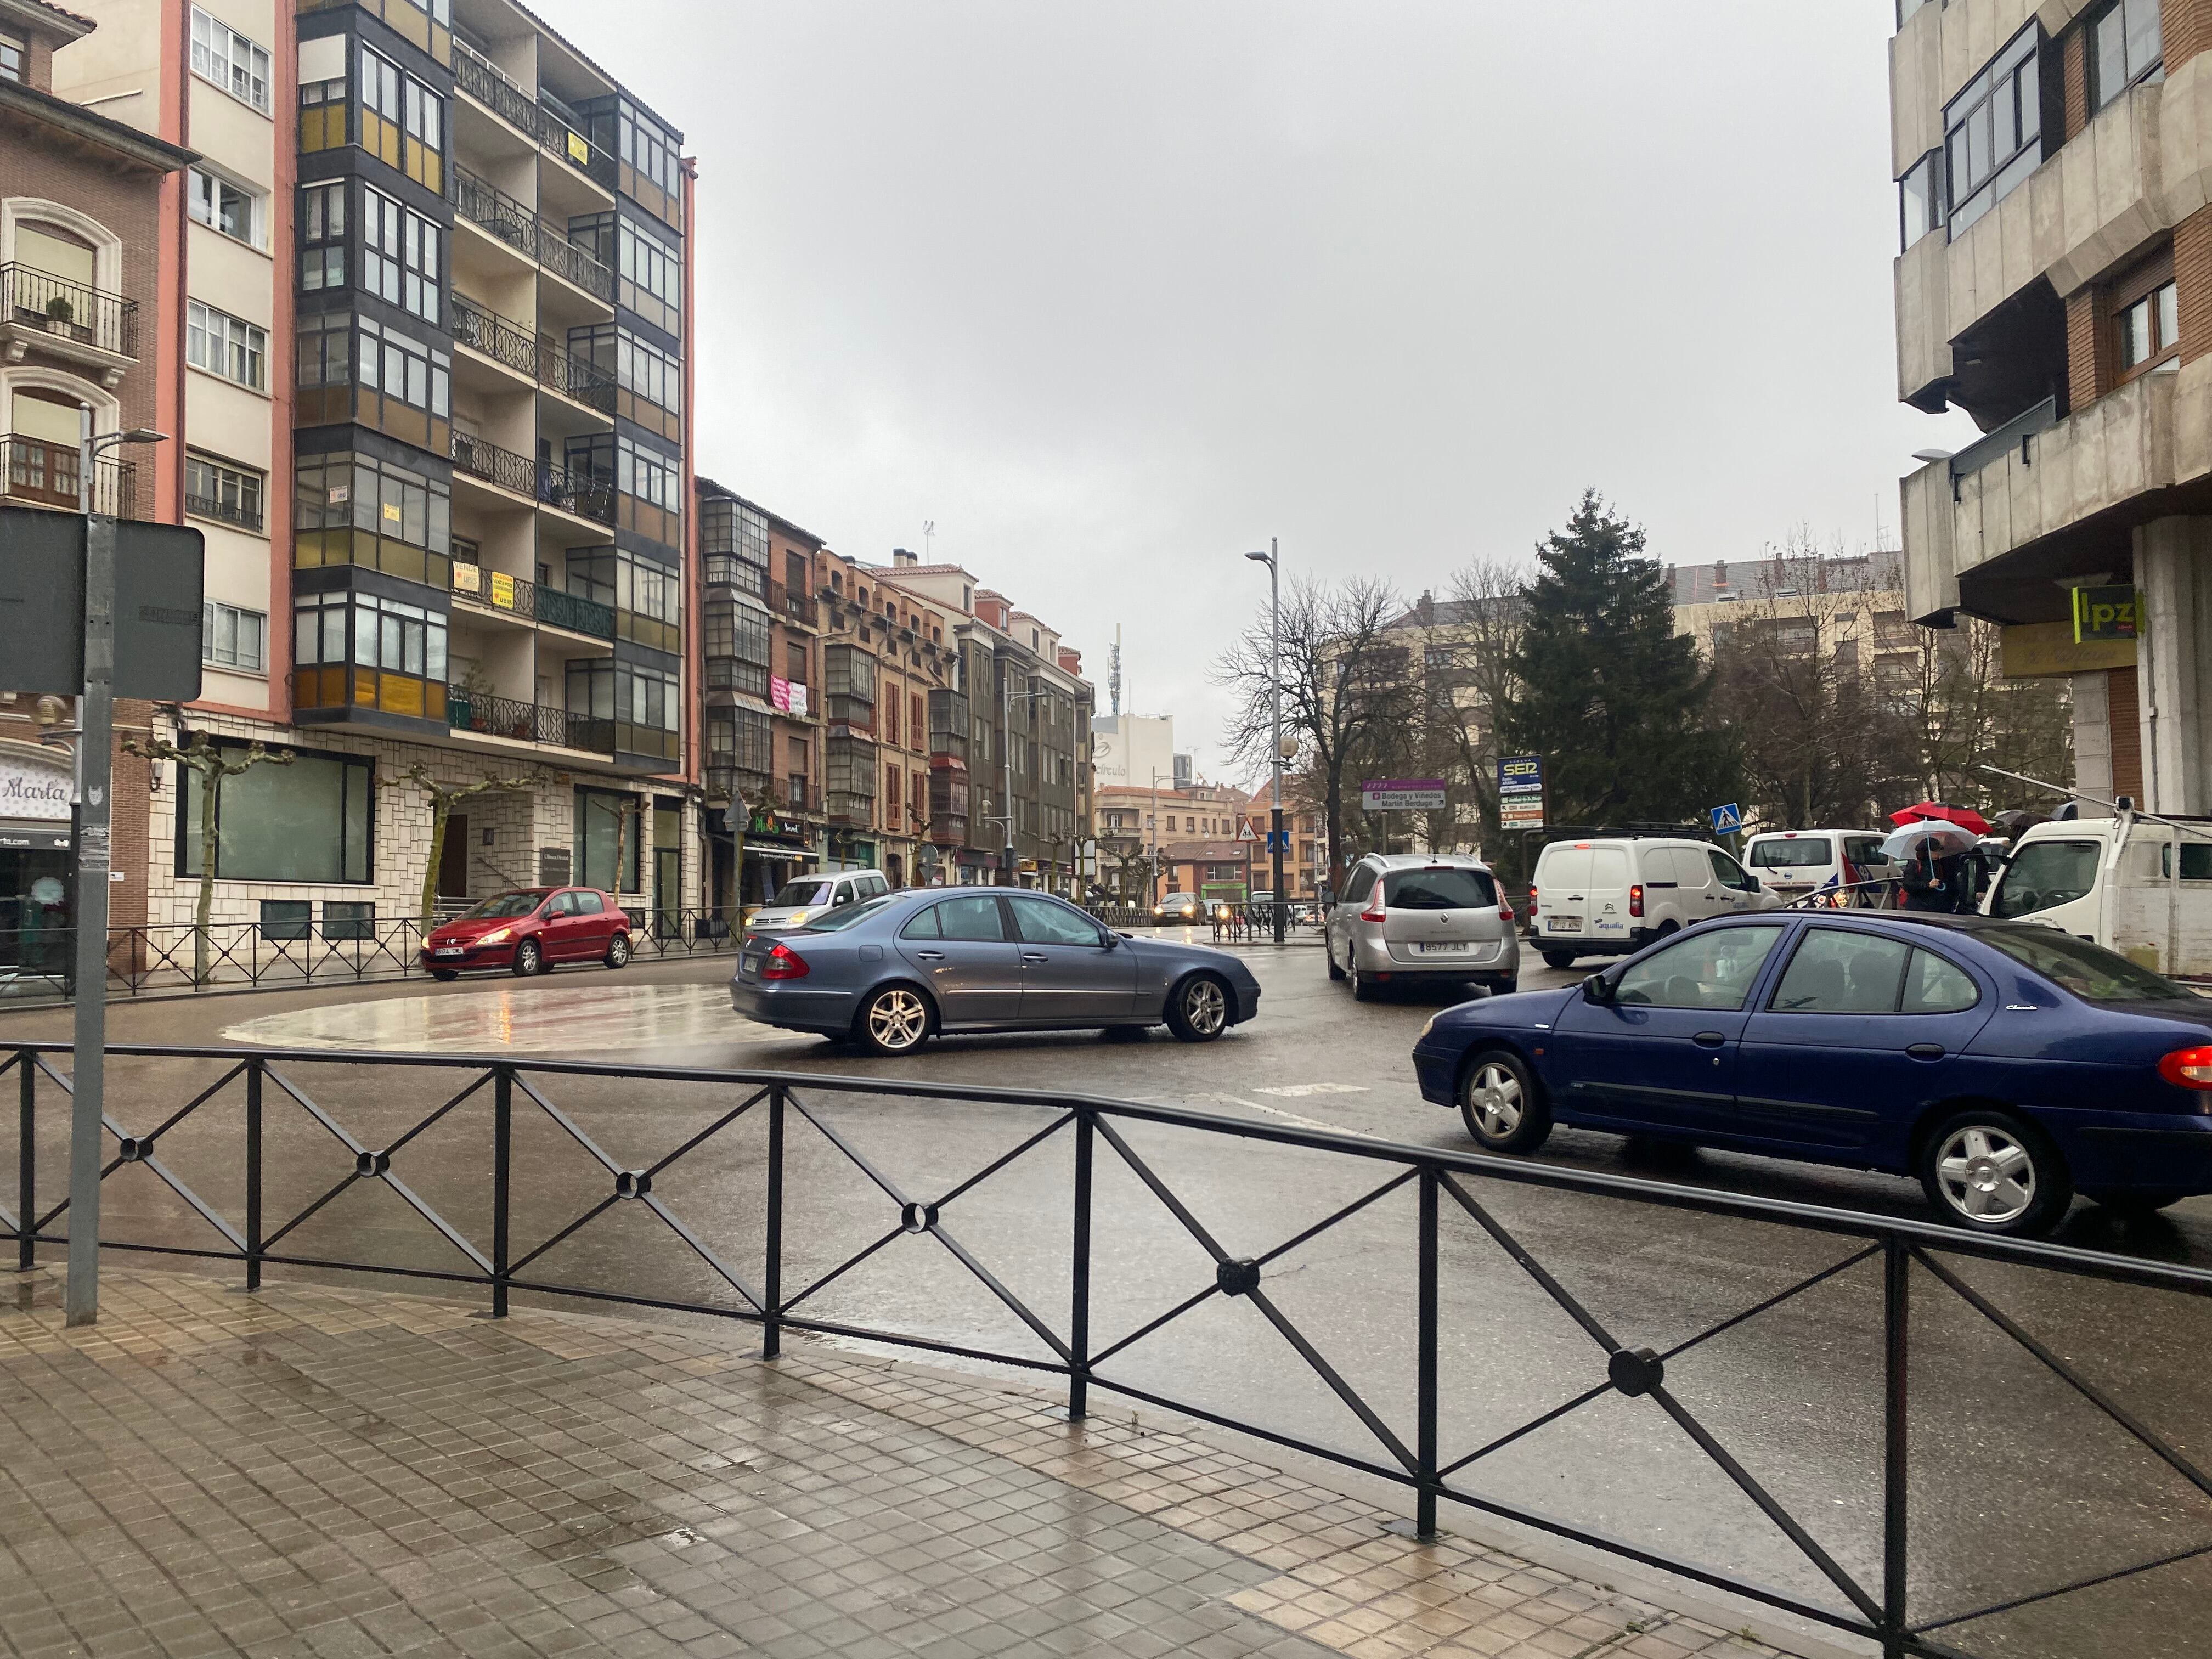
left=0, top=1268, right=1796, bottom=1659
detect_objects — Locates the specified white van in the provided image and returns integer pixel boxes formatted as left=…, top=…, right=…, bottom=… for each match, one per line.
left=1529, top=837, right=1778, bottom=969
left=1741, top=829, right=1893, bottom=904
left=746, top=868, right=891, bottom=933
left=1983, top=813, right=2212, bottom=978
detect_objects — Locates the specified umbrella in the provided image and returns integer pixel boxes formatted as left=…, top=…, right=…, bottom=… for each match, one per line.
left=1993, top=809, right=2049, bottom=838
left=1881, top=820, right=1980, bottom=861
left=1891, top=802, right=1992, bottom=836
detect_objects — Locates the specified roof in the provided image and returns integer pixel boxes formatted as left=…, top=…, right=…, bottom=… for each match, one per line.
left=508, top=0, right=685, bottom=142
left=695, top=476, right=825, bottom=549
left=1667, top=552, right=1904, bottom=608
left=0, top=76, right=197, bottom=173
left=1385, top=595, right=1521, bottom=632
left=0, top=0, right=95, bottom=40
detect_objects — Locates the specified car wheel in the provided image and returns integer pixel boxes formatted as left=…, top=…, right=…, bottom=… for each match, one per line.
left=1459, top=1050, right=1552, bottom=1153
left=1348, top=951, right=1378, bottom=1002
left=1920, top=1110, right=2072, bottom=1237
left=1541, top=949, right=1577, bottom=970
left=2086, top=1189, right=2186, bottom=1217
left=430, top=969, right=459, bottom=982
left=855, top=984, right=933, bottom=1056
left=605, top=932, right=631, bottom=969
left=1325, top=935, right=1346, bottom=981
left=1166, top=973, right=1231, bottom=1041
left=511, top=939, right=543, bottom=978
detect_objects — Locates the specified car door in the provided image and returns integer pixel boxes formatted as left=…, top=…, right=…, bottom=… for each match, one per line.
left=1735, top=928, right=1993, bottom=1156
left=1006, top=893, right=1138, bottom=1024
left=539, top=891, right=585, bottom=960
left=1987, top=838, right=2104, bottom=935
left=1534, top=846, right=1593, bottom=945
left=1584, top=847, right=1633, bottom=948
left=1708, top=848, right=1764, bottom=912
left=1549, top=923, right=1792, bottom=1135
left=895, top=895, right=1024, bottom=1025
left=574, top=889, right=614, bottom=955
left=1333, top=863, right=1379, bottom=958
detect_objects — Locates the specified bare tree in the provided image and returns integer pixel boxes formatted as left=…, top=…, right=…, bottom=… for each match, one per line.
left=122, top=732, right=294, bottom=985
left=379, top=763, right=560, bottom=933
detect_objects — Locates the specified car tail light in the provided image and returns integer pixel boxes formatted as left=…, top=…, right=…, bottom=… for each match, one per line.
left=1629, top=884, right=1645, bottom=918
left=1497, top=902, right=1515, bottom=921
left=1361, top=902, right=1387, bottom=923
left=2159, top=1046, right=2212, bottom=1089
left=1528, top=885, right=1539, bottom=916
left=761, top=943, right=810, bottom=980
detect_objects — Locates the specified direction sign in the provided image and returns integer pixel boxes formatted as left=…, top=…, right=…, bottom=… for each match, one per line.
left=1362, top=777, right=1448, bottom=811
left=1711, top=803, right=1743, bottom=834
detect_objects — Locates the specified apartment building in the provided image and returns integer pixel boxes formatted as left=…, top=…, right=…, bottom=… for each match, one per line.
left=1, top=0, right=194, bottom=979
left=1888, top=0, right=2212, bottom=812
left=47, top=0, right=698, bottom=936
left=1095, top=781, right=1254, bottom=904
left=1667, top=554, right=1915, bottom=682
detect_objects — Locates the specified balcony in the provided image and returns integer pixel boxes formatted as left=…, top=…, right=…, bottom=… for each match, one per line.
left=450, top=293, right=616, bottom=415
left=448, top=166, right=613, bottom=302
left=450, top=561, right=615, bottom=640
left=1, top=264, right=138, bottom=373
left=450, top=39, right=617, bottom=193
left=447, top=685, right=612, bottom=754
left=450, top=430, right=614, bottom=525
left=1, top=436, right=138, bottom=518
left=826, top=791, right=874, bottom=826
left=706, top=765, right=772, bottom=808
left=769, top=580, right=819, bottom=628
left=184, top=487, right=262, bottom=532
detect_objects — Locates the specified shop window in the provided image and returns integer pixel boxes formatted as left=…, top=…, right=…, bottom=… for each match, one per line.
left=574, top=787, right=641, bottom=893
left=180, top=743, right=374, bottom=882
left=259, top=899, right=311, bottom=941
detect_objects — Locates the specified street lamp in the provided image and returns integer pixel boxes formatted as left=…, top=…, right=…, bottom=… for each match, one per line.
left=1000, top=673, right=1058, bottom=888
left=1244, top=541, right=1287, bottom=943
left=1148, top=766, right=1176, bottom=907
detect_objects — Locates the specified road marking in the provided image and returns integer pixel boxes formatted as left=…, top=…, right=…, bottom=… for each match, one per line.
left=1198, top=1091, right=1359, bottom=1136
left=222, top=981, right=788, bottom=1055
left=1254, top=1082, right=1369, bottom=1098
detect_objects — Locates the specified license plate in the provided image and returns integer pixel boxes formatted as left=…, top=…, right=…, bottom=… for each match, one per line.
left=433, top=947, right=463, bottom=957
left=1546, top=917, right=1583, bottom=933
left=1415, top=941, right=1472, bottom=955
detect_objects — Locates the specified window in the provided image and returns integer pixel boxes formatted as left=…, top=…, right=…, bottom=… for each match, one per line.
left=297, top=314, right=450, bottom=442
left=1899, top=151, right=1941, bottom=252
left=358, top=44, right=443, bottom=190
left=361, top=187, right=441, bottom=325
left=2160, top=842, right=2212, bottom=879
left=2115, top=276, right=2180, bottom=379
left=180, top=743, right=373, bottom=882
left=294, top=450, right=452, bottom=585
left=574, top=788, right=641, bottom=893
left=825, top=645, right=877, bottom=726
left=1383, top=868, right=1497, bottom=910
left=201, top=600, right=267, bottom=672
left=322, top=900, right=374, bottom=941
left=1008, top=894, right=1104, bottom=945
left=292, top=590, right=448, bottom=719
left=1901, top=951, right=1980, bottom=1014
left=0, top=34, right=20, bottom=83
left=1707, top=849, right=1759, bottom=893
left=1991, top=839, right=2101, bottom=917
left=2090, top=0, right=2163, bottom=112
left=189, top=168, right=264, bottom=249
left=184, top=453, right=263, bottom=531
left=1770, top=932, right=1980, bottom=1014
left=617, top=217, right=681, bottom=329
left=1613, top=926, right=1787, bottom=1012
left=188, top=300, right=267, bottom=389
left=259, top=899, right=311, bottom=941
left=190, top=8, right=271, bottom=114
left=705, top=599, right=772, bottom=695
left=1944, top=25, right=2042, bottom=234
left=300, top=180, right=346, bottom=290
left=929, top=895, right=1006, bottom=942
left=617, top=100, right=681, bottom=205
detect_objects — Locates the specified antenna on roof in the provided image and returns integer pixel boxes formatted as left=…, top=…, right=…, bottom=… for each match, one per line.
left=923, top=520, right=935, bottom=562
left=1110, top=625, right=1122, bottom=717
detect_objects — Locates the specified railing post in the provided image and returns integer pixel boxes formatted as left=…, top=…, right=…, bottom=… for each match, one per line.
left=244, top=1059, right=262, bottom=1290
left=16, top=1049, right=33, bottom=1273
left=1882, top=1235, right=1910, bottom=1658
left=492, top=1065, right=512, bottom=1317
left=762, top=1085, right=783, bottom=1359
left=1415, top=1163, right=1441, bottom=1540
left=1069, top=1105, right=1093, bottom=1420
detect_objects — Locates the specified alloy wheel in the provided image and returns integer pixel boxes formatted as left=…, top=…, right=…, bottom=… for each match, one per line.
left=607, top=935, right=630, bottom=968
left=1467, top=1063, right=1522, bottom=1139
left=867, top=988, right=929, bottom=1051
left=1184, top=978, right=1227, bottom=1036
left=1935, top=1125, right=2036, bottom=1224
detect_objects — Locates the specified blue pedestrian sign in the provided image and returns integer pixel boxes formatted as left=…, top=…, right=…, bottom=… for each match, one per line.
left=1710, top=804, right=1743, bottom=834
left=1266, top=830, right=1290, bottom=853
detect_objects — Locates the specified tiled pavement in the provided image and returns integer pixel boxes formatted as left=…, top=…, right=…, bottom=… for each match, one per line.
left=0, top=1268, right=1799, bottom=1659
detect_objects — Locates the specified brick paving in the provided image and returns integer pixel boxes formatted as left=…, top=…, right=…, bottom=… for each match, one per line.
left=0, top=1268, right=1798, bottom=1659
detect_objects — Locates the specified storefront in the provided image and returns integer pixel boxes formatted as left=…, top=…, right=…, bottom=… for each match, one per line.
left=706, top=803, right=820, bottom=919
left=1, top=741, right=74, bottom=980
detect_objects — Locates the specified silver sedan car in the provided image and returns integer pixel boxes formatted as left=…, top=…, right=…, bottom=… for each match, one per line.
left=731, top=888, right=1263, bottom=1056
left=1323, top=854, right=1520, bottom=1001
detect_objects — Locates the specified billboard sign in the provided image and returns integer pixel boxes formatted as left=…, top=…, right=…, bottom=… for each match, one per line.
left=1497, top=754, right=1545, bottom=830
left=2072, top=584, right=2141, bottom=644
left=1361, top=777, right=1448, bottom=811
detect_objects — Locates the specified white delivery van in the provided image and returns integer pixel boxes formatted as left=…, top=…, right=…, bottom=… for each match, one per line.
left=1983, top=812, right=2212, bottom=978
left=1741, top=829, right=1893, bottom=904
left=1529, top=837, right=1778, bottom=968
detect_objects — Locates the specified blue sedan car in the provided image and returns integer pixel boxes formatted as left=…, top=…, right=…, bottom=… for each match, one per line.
left=731, top=888, right=1263, bottom=1056
left=1412, top=912, right=2212, bottom=1236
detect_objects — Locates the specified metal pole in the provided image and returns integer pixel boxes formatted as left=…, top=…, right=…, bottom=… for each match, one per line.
left=244, top=1060, right=263, bottom=1290
left=1415, top=1164, right=1440, bottom=1539
left=763, top=1085, right=784, bottom=1359
left=491, top=1065, right=511, bottom=1317
left=65, top=404, right=115, bottom=1328
left=1269, top=539, right=1286, bottom=943
left=16, top=1049, right=33, bottom=1273
left=1069, top=1107, right=1093, bottom=1420
left=1001, top=661, right=1014, bottom=886
left=1882, top=1236, right=1910, bottom=1657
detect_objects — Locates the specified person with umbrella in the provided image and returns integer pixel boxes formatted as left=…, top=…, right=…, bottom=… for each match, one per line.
left=1886, top=804, right=1989, bottom=915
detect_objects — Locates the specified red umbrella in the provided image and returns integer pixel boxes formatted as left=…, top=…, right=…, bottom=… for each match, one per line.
left=1889, top=802, right=1991, bottom=836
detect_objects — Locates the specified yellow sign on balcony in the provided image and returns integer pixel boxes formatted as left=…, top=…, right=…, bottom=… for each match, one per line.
left=490, top=571, right=516, bottom=611
left=568, top=131, right=591, bottom=166
left=453, top=562, right=482, bottom=595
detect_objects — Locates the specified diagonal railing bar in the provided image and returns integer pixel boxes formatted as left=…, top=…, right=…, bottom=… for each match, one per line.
left=378, top=1175, right=492, bottom=1273
left=506, top=1193, right=622, bottom=1277
left=778, top=1222, right=905, bottom=1314
left=1090, top=1115, right=1234, bottom=1263
left=1088, top=1281, right=1228, bottom=1370
left=134, top=1061, right=249, bottom=1148
left=930, top=1112, right=1074, bottom=1211
left=924, top=1219, right=1074, bottom=1363
left=1439, top=1376, right=1618, bottom=1481
left=642, top=1086, right=769, bottom=1180
left=783, top=1091, right=918, bottom=1211
left=119, top=1150, right=247, bottom=1250
left=1911, top=1535, right=2212, bottom=1637
left=637, top=1194, right=764, bottom=1312
left=1440, top=1171, right=1622, bottom=1353
left=512, top=1073, right=625, bottom=1176
left=261, top=1064, right=372, bottom=1158
left=1912, top=1246, right=2212, bottom=1502
left=31, top=1053, right=71, bottom=1092
left=1645, top=1383, right=1882, bottom=1623
left=383, top=1070, right=494, bottom=1160
left=258, top=1171, right=363, bottom=1254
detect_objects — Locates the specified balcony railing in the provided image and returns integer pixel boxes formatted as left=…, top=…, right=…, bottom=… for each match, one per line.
left=450, top=430, right=615, bottom=524
left=449, top=561, right=613, bottom=639
left=448, top=166, right=614, bottom=301
left=706, top=765, right=772, bottom=807
left=451, top=38, right=617, bottom=191
left=769, top=580, right=818, bottom=627
left=1946, top=394, right=2059, bottom=488
left=1, top=436, right=138, bottom=518
left=1, top=263, right=138, bottom=358
left=447, top=685, right=614, bottom=753
left=536, top=583, right=614, bottom=638
left=184, top=489, right=262, bottom=531
left=451, top=293, right=616, bottom=414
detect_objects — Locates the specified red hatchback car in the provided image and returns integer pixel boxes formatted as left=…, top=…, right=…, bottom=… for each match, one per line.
left=421, top=887, right=633, bottom=980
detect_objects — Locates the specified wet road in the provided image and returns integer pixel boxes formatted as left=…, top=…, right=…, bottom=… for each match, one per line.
left=3, top=938, right=2210, bottom=1657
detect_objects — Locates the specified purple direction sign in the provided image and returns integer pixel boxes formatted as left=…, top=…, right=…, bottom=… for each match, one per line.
left=1361, top=777, right=1448, bottom=810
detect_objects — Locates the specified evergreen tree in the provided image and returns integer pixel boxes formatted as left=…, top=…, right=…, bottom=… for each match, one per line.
left=1500, top=491, right=1736, bottom=827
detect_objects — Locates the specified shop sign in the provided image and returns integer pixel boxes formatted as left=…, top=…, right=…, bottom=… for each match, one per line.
left=2073, top=585, right=2141, bottom=644
left=0, top=745, right=74, bottom=821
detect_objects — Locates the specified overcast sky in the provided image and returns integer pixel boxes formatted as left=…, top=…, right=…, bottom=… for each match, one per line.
left=532, top=0, right=1982, bottom=783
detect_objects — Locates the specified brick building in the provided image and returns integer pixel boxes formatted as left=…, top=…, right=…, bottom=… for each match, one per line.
left=1, top=0, right=193, bottom=983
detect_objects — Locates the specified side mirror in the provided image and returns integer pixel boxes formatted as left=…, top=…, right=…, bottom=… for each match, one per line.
left=1582, top=973, right=1613, bottom=1006
left=1101, top=931, right=1120, bottom=950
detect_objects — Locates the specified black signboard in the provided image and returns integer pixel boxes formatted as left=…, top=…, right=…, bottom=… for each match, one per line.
left=0, top=507, right=205, bottom=700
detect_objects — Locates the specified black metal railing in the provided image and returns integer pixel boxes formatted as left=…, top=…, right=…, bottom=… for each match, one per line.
left=183, top=488, right=262, bottom=531
left=1, top=263, right=138, bottom=358
left=447, top=685, right=613, bottom=753
left=449, top=560, right=536, bottom=619
left=450, top=292, right=617, bottom=413
left=4, top=1043, right=2210, bottom=1659
left=450, top=39, right=617, bottom=190
left=535, top=583, right=614, bottom=638
left=1, top=436, right=138, bottom=518
left=449, top=430, right=615, bottom=524
left=447, top=167, right=614, bottom=301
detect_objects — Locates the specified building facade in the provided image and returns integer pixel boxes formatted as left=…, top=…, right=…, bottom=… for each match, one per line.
left=42, top=0, right=699, bottom=940
left=1887, top=0, right=2212, bottom=812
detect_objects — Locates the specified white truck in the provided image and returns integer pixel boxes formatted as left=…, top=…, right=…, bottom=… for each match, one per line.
left=1983, top=811, right=2212, bottom=979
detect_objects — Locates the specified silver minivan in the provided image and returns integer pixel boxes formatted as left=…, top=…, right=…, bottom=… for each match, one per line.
left=1324, top=854, right=1519, bottom=1001
left=747, top=868, right=891, bottom=933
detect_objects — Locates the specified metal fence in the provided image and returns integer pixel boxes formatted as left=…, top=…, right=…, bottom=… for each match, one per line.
left=2, top=1042, right=2207, bottom=1659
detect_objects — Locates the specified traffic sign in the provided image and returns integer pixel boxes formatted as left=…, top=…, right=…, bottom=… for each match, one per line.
left=1711, top=803, right=1743, bottom=834
left=1362, top=778, right=1448, bottom=810
left=1238, top=821, right=1257, bottom=841
left=1267, top=830, right=1289, bottom=852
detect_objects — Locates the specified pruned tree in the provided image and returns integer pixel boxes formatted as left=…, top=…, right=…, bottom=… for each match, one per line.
left=121, top=731, right=295, bottom=985
left=380, top=763, right=558, bottom=932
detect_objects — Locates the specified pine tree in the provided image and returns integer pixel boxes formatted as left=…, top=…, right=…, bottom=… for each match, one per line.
left=1500, top=491, right=1736, bottom=827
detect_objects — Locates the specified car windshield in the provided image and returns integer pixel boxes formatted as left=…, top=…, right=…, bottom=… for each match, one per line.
left=1748, top=839, right=1832, bottom=868
left=802, top=895, right=899, bottom=932
left=770, top=878, right=833, bottom=907
left=1384, top=868, right=1497, bottom=909
left=462, top=892, right=544, bottom=920
left=1976, top=924, right=2198, bottom=1002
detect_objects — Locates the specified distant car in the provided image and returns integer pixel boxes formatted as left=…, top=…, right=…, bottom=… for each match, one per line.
left=1530, top=836, right=1778, bottom=969
left=1742, top=829, right=1893, bottom=905
left=1412, top=911, right=2212, bottom=1237
left=748, top=869, right=890, bottom=933
left=1324, top=854, right=1520, bottom=1000
left=731, top=888, right=1262, bottom=1055
left=1153, top=892, right=1203, bottom=923
left=421, top=887, right=631, bottom=979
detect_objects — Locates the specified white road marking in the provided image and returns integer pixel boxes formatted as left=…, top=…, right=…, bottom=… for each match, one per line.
left=1197, top=1091, right=1359, bottom=1137
left=222, top=981, right=789, bottom=1055
left=1254, top=1082, right=1369, bottom=1098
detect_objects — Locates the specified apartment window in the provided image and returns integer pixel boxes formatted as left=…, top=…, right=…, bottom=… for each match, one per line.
left=1899, top=150, right=1942, bottom=251
left=705, top=599, right=772, bottom=696
left=202, top=600, right=267, bottom=672
left=292, top=589, right=448, bottom=720
left=0, top=34, right=21, bottom=82
left=2113, top=250, right=2180, bottom=380
left=190, top=8, right=271, bottom=114
left=619, top=103, right=680, bottom=198
left=184, top=453, right=264, bottom=531
left=189, top=168, right=264, bottom=249
left=708, top=707, right=772, bottom=777
left=358, top=45, right=444, bottom=190
left=360, top=187, right=441, bottom=324
left=298, top=313, right=450, bottom=429
left=616, top=435, right=679, bottom=513
left=826, top=644, right=878, bottom=726
left=187, top=300, right=267, bottom=389
left=294, top=450, right=452, bottom=587
left=617, top=217, right=681, bottom=330
left=1944, top=25, right=2042, bottom=235
left=300, top=181, right=346, bottom=289
left=2090, top=0, right=2163, bottom=112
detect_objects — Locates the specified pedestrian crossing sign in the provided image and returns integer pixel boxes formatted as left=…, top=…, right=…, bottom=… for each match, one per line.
left=1710, top=804, right=1742, bottom=834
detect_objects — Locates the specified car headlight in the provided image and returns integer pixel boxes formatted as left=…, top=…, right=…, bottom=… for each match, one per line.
left=785, top=910, right=809, bottom=927
left=481, top=928, right=512, bottom=945
left=1419, top=1013, right=1438, bottom=1042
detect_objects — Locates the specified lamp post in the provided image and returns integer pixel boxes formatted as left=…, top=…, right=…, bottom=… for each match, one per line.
left=1148, top=767, right=1175, bottom=907
left=1245, top=541, right=1286, bottom=943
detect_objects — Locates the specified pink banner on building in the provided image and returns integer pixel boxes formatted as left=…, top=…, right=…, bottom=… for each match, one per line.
left=770, top=675, right=791, bottom=712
